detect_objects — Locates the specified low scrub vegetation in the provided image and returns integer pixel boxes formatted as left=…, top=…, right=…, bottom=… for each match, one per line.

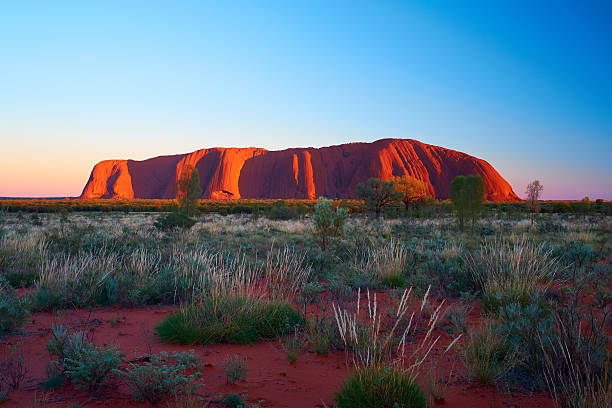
left=462, top=322, right=520, bottom=384
left=223, top=354, right=247, bottom=384
left=335, top=365, right=427, bottom=408
left=156, top=296, right=303, bottom=344
left=0, top=201, right=609, bottom=406
left=119, top=351, right=201, bottom=403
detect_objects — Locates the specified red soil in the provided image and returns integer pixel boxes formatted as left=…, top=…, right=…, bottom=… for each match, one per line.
left=1, top=296, right=555, bottom=407
left=79, top=139, right=519, bottom=201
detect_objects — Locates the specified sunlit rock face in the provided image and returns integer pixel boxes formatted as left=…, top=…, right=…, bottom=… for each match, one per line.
left=79, top=138, right=519, bottom=201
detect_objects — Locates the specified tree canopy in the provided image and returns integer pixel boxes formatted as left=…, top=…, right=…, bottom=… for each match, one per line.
left=391, top=176, right=430, bottom=210
left=355, top=178, right=402, bottom=217
left=450, top=174, right=485, bottom=231
left=177, top=165, right=202, bottom=216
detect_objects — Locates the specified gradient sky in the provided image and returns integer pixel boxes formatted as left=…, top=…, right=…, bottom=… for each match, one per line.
left=1, top=1, right=610, bottom=199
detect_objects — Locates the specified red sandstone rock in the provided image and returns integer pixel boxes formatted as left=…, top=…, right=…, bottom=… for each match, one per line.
left=79, top=138, right=519, bottom=201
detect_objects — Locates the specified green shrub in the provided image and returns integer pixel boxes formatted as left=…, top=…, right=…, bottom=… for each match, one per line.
left=267, top=201, right=298, bottom=220
left=327, top=280, right=353, bottom=303
left=154, top=212, right=196, bottom=231
left=440, top=302, right=471, bottom=334
left=0, top=277, right=29, bottom=335
left=462, top=322, right=520, bottom=385
left=155, top=296, right=304, bottom=344
left=282, top=334, right=302, bottom=363
left=223, top=393, right=245, bottom=407
left=464, top=237, right=559, bottom=315
left=313, top=197, right=348, bottom=251
left=0, top=344, right=26, bottom=391
left=495, top=299, right=555, bottom=388
left=223, top=355, right=247, bottom=384
left=64, top=343, right=123, bottom=393
left=46, top=324, right=86, bottom=361
left=297, top=281, right=324, bottom=304
left=334, top=365, right=427, bottom=408
left=119, top=351, right=200, bottom=404
left=305, top=314, right=338, bottom=355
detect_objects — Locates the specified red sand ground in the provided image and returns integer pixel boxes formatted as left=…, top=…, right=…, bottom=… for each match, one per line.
left=1, top=295, right=556, bottom=408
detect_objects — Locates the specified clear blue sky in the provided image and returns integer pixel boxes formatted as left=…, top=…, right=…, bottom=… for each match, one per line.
left=1, top=1, right=610, bottom=199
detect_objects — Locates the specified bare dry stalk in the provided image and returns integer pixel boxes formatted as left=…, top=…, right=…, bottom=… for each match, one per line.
left=333, top=285, right=461, bottom=378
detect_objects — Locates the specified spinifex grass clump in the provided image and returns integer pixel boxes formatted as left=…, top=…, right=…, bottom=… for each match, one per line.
left=462, top=321, right=520, bottom=384
left=335, top=365, right=427, bottom=408
left=305, top=314, right=338, bottom=355
left=223, top=354, right=247, bottom=384
left=0, top=232, right=47, bottom=287
left=0, top=276, right=29, bottom=335
left=538, top=294, right=611, bottom=408
left=352, top=240, right=410, bottom=288
left=157, top=246, right=308, bottom=345
left=463, top=235, right=560, bottom=314
left=156, top=296, right=303, bottom=344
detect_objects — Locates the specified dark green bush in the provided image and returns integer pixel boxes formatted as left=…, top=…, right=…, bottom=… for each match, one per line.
left=462, top=322, right=520, bottom=385
left=63, top=343, right=123, bottom=393
left=155, top=296, right=303, bottom=344
left=305, top=314, right=339, bottom=355
left=266, top=201, right=299, bottom=220
left=119, top=351, right=200, bottom=403
left=297, top=281, right=324, bottom=304
left=334, top=366, right=427, bottom=408
left=327, top=280, right=353, bottom=303
left=0, top=277, right=29, bottom=335
left=495, top=299, right=555, bottom=389
left=154, top=212, right=196, bottom=231
left=0, top=245, right=41, bottom=287
left=223, top=393, right=245, bottom=407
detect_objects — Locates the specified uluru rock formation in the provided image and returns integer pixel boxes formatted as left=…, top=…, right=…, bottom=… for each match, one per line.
left=79, top=139, right=519, bottom=201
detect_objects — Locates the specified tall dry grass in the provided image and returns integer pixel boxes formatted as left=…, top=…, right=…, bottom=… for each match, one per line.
left=173, top=245, right=310, bottom=304
left=463, top=235, right=561, bottom=311
left=333, top=286, right=461, bottom=376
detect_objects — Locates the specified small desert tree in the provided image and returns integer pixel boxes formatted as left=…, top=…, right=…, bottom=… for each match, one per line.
left=450, top=174, right=485, bottom=232
left=465, top=174, right=485, bottom=232
left=354, top=178, right=402, bottom=217
left=525, top=180, right=543, bottom=225
left=313, top=197, right=348, bottom=251
left=450, top=176, right=467, bottom=230
left=577, top=196, right=592, bottom=217
left=391, top=175, right=430, bottom=211
left=177, top=165, right=202, bottom=216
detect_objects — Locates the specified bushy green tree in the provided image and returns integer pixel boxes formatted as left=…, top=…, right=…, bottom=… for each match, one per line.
left=465, top=174, right=485, bottom=231
left=177, top=165, right=202, bottom=216
left=312, top=197, right=348, bottom=251
left=450, top=175, right=485, bottom=232
left=354, top=178, right=402, bottom=217
left=450, top=176, right=467, bottom=230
